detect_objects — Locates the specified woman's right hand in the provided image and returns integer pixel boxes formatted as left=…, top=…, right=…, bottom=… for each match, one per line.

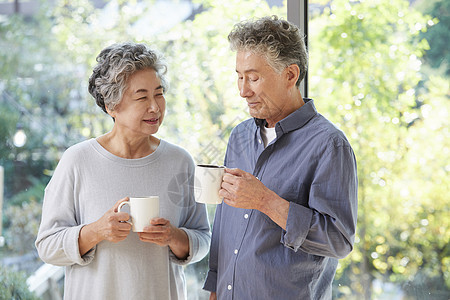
left=79, top=198, right=132, bottom=256
left=209, top=292, right=217, bottom=300
left=94, top=197, right=132, bottom=242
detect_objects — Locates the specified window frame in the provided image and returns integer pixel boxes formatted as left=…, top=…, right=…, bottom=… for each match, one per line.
left=287, top=0, right=308, bottom=98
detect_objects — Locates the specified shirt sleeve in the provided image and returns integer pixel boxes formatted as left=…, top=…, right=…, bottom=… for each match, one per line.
left=281, top=142, right=358, bottom=259
left=35, top=151, right=96, bottom=266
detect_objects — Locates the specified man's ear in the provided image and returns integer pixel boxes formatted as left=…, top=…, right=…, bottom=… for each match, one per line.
left=285, top=64, right=300, bottom=88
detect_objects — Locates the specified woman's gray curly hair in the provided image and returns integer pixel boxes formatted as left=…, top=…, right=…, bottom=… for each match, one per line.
left=88, top=42, right=168, bottom=114
left=228, top=15, right=308, bottom=87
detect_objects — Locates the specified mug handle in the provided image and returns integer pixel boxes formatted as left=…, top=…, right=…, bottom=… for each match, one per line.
left=117, top=201, right=133, bottom=226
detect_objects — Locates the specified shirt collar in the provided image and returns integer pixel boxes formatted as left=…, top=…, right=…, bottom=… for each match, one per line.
left=254, top=98, right=317, bottom=135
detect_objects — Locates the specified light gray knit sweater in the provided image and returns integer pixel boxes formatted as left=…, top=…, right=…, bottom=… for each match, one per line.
left=36, top=138, right=211, bottom=300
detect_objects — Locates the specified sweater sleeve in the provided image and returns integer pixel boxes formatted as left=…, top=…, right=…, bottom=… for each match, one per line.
left=171, top=203, right=211, bottom=266
left=35, top=149, right=96, bottom=266
left=168, top=152, right=211, bottom=266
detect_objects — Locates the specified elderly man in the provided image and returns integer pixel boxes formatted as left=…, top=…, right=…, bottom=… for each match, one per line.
left=203, top=16, right=358, bottom=299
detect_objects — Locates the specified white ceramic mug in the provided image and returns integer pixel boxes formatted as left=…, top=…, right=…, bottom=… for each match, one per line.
left=118, top=196, right=160, bottom=232
left=194, top=164, right=225, bottom=204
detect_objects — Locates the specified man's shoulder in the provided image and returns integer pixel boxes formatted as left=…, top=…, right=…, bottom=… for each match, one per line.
left=232, top=118, right=255, bottom=133
left=222, top=119, right=256, bottom=155
left=309, top=114, right=351, bottom=147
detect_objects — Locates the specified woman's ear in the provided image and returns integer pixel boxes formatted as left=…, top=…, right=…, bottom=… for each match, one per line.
left=105, top=105, right=116, bottom=119
left=285, top=64, right=300, bottom=88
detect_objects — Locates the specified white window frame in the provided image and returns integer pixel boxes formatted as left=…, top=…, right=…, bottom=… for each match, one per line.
left=287, top=0, right=308, bottom=97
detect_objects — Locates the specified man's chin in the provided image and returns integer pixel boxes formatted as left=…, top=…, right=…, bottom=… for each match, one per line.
left=248, top=107, right=264, bottom=119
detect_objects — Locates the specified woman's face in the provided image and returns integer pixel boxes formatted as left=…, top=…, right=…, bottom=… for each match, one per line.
left=108, top=68, right=165, bottom=137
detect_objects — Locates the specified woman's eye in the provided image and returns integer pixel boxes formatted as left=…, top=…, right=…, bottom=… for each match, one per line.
left=249, top=77, right=258, bottom=82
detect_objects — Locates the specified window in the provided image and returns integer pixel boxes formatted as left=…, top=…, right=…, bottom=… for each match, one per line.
left=0, top=0, right=448, bottom=299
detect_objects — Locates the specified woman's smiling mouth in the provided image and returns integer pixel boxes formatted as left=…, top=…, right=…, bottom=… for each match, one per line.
left=143, top=118, right=159, bottom=125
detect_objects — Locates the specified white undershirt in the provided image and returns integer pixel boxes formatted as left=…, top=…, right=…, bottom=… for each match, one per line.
left=260, top=125, right=277, bottom=148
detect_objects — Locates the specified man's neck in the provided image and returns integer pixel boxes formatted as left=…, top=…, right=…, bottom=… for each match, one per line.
left=265, top=90, right=304, bottom=128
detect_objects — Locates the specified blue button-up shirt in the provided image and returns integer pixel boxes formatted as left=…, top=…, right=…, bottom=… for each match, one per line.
left=203, top=99, right=358, bottom=299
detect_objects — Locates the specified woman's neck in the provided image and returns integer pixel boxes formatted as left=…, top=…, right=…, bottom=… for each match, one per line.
left=96, top=131, right=160, bottom=159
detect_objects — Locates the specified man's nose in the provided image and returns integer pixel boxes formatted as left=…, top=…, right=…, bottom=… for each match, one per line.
left=239, top=81, right=254, bottom=98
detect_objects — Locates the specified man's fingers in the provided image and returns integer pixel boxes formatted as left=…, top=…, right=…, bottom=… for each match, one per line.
left=221, top=180, right=234, bottom=191
left=219, top=184, right=235, bottom=200
left=223, top=168, right=255, bottom=184
left=222, top=173, right=237, bottom=184
left=223, top=197, right=236, bottom=208
left=224, top=168, right=244, bottom=176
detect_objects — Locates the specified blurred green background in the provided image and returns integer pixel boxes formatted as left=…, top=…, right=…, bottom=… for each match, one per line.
left=0, top=0, right=448, bottom=299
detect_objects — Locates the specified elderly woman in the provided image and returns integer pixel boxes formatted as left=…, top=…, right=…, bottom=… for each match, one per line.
left=36, top=42, right=211, bottom=299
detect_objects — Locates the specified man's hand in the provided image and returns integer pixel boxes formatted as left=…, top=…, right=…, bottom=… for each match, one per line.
left=220, top=168, right=271, bottom=211
left=220, top=168, right=290, bottom=230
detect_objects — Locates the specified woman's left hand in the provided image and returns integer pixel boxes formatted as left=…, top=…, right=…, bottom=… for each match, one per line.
left=138, top=218, right=176, bottom=247
left=138, top=218, right=190, bottom=259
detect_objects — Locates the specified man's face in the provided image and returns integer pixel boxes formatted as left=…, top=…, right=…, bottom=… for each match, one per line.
left=236, top=50, right=291, bottom=127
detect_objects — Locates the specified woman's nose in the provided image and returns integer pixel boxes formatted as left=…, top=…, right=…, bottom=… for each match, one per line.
left=147, top=98, right=160, bottom=113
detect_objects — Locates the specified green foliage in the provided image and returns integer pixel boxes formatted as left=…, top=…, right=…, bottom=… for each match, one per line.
left=2, top=177, right=44, bottom=255
left=309, top=0, right=449, bottom=297
left=154, top=0, right=284, bottom=164
left=0, top=0, right=448, bottom=298
left=0, top=3, right=84, bottom=198
left=4, top=199, right=42, bottom=255
left=0, top=105, right=19, bottom=196
left=0, top=265, right=39, bottom=300
left=419, top=0, right=450, bottom=74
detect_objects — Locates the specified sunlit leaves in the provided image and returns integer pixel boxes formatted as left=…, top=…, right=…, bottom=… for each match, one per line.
left=310, top=0, right=449, bottom=296
left=0, top=0, right=447, bottom=297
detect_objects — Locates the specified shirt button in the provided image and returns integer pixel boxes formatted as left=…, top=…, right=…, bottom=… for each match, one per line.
left=244, top=214, right=249, bottom=219
left=258, top=139, right=262, bottom=144
left=234, top=249, right=238, bottom=254
left=228, top=284, right=232, bottom=290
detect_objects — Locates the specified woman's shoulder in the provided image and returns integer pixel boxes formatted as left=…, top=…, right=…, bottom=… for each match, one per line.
left=159, top=139, right=193, bottom=162
left=60, top=138, right=96, bottom=162
left=48, top=139, right=95, bottom=178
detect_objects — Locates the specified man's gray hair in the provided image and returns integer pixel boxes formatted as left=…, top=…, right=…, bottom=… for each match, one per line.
left=88, top=42, right=168, bottom=114
left=228, top=15, right=308, bottom=87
